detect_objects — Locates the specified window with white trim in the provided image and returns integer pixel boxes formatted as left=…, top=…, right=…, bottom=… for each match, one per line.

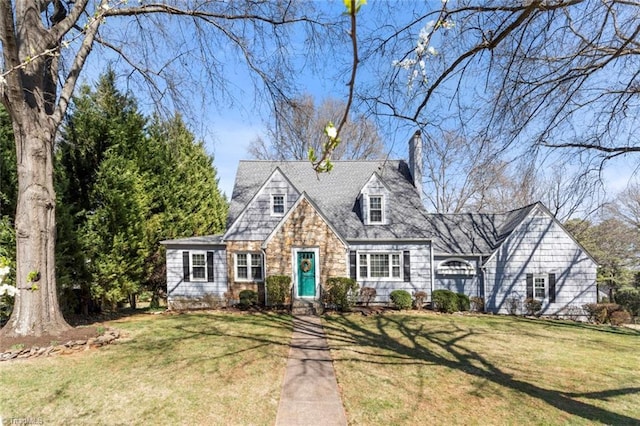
left=369, top=196, right=383, bottom=223
left=358, top=252, right=401, bottom=279
left=272, top=194, right=285, bottom=216
left=235, top=253, right=263, bottom=281
left=534, top=275, right=546, bottom=299
left=191, top=252, right=206, bottom=281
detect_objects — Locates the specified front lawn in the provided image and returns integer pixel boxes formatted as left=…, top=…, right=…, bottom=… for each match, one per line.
left=323, top=312, right=640, bottom=425
left=1, top=312, right=292, bottom=425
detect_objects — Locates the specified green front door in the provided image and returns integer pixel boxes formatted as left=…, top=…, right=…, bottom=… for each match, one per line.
left=297, top=252, right=316, bottom=297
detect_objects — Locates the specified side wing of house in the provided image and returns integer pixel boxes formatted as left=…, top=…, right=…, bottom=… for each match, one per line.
left=484, top=205, right=597, bottom=317
left=163, top=240, right=228, bottom=309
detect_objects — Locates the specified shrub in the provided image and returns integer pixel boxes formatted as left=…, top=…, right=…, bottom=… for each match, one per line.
left=324, top=277, right=359, bottom=311
left=524, top=298, right=543, bottom=316
left=238, top=289, right=258, bottom=309
left=432, top=289, right=458, bottom=313
left=470, top=296, right=485, bottom=312
left=413, top=291, right=428, bottom=310
left=360, top=287, right=377, bottom=306
left=610, top=310, right=632, bottom=326
left=266, top=275, right=291, bottom=307
left=614, top=287, right=640, bottom=318
left=457, top=293, right=470, bottom=312
left=389, top=290, right=412, bottom=310
left=582, top=303, right=623, bottom=324
left=506, top=297, right=520, bottom=315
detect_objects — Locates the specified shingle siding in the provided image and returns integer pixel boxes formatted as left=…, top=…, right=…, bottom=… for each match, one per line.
left=484, top=210, right=597, bottom=316
left=165, top=244, right=228, bottom=308
left=349, top=242, right=432, bottom=302
left=225, top=169, right=300, bottom=241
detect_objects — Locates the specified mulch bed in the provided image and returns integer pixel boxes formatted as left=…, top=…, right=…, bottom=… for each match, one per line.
left=0, top=326, right=100, bottom=353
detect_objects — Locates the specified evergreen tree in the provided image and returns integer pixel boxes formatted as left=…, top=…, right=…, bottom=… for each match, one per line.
left=142, top=115, right=228, bottom=306
left=0, top=105, right=16, bottom=291
left=56, top=73, right=228, bottom=311
left=56, top=71, right=146, bottom=312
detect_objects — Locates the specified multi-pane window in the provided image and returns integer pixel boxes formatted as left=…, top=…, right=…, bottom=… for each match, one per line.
left=272, top=195, right=285, bottom=216
left=369, top=196, right=383, bottom=223
left=235, top=253, right=263, bottom=281
left=191, top=253, right=206, bottom=280
left=359, top=254, right=368, bottom=278
left=534, top=276, right=546, bottom=299
left=251, top=254, right=263, bottom=280
left=359, top=252, right=401, bottom=279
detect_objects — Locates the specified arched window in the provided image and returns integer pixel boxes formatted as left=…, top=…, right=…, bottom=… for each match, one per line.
left=437, top=258, right=476, bottom=276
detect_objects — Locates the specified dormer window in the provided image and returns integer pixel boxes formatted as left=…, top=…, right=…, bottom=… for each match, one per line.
left=369, top=196, right=383, bottom=223
left=272, top=194, right=285, bottom=216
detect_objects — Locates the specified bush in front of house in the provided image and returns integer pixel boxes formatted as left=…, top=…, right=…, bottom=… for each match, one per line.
left=506, top=296, right=521, bottom=315
left=457, top=293, right=471, bottom=312
left=413, top=291, right=427, bottom=310
left=470, top=296, right=485, bottom=312
left=324, top=277, right=359, bottom=311
left=614, top=287, right=640, bottom=318
left=432, top=289, right=458, bottom=313
left=360, top=287, right=377, bottom=306
left=524, top=298, right=543, bottom=316
left=238, top=289, right=258, bottom=309
left=582, top=303, right=624, bottom=324
left=266, top=275, right=291, bottom=307
left=610, top=310, right=632, bottom=326
left=389, top=290, right=412, bottom=310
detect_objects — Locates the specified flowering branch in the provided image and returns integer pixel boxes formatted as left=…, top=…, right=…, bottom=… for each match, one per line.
left=310, top=0, right=364, bottom=173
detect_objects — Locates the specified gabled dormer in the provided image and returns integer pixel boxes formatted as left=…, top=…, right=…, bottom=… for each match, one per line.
left=359, top=172, right=391, bottom=225
left=224, top=167, right=300, bottom=240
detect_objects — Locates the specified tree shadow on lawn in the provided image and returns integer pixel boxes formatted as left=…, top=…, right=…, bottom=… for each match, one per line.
left=320, top=314, right=640, bottom=425
left=107, top=311, right=294, bottom=365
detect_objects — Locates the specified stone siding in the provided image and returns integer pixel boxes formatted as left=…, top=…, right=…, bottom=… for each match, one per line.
left=265, top=198, right=348, bottom=292
left=226, top=241, right=265, bottom=303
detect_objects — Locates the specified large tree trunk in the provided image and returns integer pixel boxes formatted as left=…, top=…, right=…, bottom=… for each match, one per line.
left=0, top=108, right=71, bottom=338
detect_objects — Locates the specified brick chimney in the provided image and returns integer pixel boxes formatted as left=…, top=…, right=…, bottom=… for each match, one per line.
left=408, top=130, right=423, bottom=199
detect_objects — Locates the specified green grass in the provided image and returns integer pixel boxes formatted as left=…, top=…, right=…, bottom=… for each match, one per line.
left=1, top=312, right=292, bottom=425
left=323, top=312, right=640, bottom=425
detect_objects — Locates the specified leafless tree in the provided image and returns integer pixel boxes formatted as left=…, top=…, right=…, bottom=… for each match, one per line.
left=361, top=0, right=640, bottom=167
left=248, top=94, right=385, bottom=161
left=0, top=0, right=354, bottom=338
left=609, top=180, right=640, bottom=228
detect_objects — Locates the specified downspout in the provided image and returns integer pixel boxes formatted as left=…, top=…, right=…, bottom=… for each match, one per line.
left=480, top=256, right=487, bottom=313
left=430, top=243, right=435, bottom=298
left=262, top=248, right=268, bottom=306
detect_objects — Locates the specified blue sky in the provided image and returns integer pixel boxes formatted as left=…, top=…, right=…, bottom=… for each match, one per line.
left=77, top=1, right=637, bottom=206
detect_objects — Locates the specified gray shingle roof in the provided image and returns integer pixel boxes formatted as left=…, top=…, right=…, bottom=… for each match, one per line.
left=160, top=234, right=225, bottom=246
left=228, top=160, right=431, bottom=240
left=424, top=203, right=539, bottom=255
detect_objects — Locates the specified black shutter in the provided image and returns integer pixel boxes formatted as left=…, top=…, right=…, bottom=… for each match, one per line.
left=548, top=273, right=556, bottom=303
left=183, top=251, right=190, bottom=282
left=403, top=251, right=411, bottom=282
left=526, top=273, right=533, bottom=299
left=349, top=251, right=357, bottom=280
left=207, top=251, right=215, bottom=282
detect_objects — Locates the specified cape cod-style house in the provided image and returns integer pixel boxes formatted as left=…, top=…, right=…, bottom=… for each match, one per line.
left=161, top=132, right=597, bottom=316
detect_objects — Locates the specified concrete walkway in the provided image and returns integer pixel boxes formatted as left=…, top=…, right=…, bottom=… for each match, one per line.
left=275, top=315, right=348, bottom=426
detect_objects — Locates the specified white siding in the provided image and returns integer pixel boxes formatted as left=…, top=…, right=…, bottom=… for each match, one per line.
left=359, top=174, right=391, bottom=225
left=165, top=245, right=228, bottom=302
left=225, top=170, right=300, bottom=240
left=350, top=242, right=431, bottom=302
left=484, top=209, right=597, bottom=316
